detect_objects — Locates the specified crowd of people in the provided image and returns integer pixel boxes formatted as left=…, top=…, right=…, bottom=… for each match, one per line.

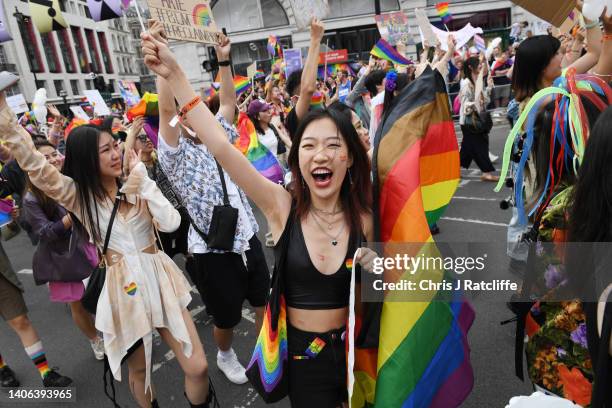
left=0, top=1, right=611, bottom=406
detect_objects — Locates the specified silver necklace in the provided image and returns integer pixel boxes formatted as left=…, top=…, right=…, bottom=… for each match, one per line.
left=311, top=209, right=341, bottom=230
left=312, top=205, right=343, bottom=216
left=310, top=212, right=345, bottom=246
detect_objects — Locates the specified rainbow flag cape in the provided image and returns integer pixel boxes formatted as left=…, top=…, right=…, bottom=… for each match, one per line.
left=370, top=39, right=413, bottom=67
left=317, top=63, right=355, bottom=79
left=127, top=92, right=159, bottom=147
left=235, top=112, right=284, bottom=184
left=436, top=2, right=453, bottom=24
left=351, top=67, right=473, bottom=408
left=234, top=76, right=252, bottom=96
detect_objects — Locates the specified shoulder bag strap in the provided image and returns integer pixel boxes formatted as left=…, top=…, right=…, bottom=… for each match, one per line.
left=215, top=160, right=230, bottom=206
left=102, top=193, right=123, bottom=256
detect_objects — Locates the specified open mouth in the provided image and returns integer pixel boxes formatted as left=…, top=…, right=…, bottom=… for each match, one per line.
left=311, top=167, right=333, bottom=188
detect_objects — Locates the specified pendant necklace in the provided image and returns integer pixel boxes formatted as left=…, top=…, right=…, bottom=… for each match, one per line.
left=310, top=212, right=345, bottom=246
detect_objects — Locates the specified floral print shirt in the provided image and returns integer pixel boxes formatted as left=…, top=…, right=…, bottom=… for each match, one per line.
left=157, top=113, right=258, bottom=254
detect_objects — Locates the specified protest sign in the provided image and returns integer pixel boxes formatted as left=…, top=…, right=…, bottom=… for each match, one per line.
left=146, top=0, right=221, bottom=44
left=70, top=106, right=91, bottom=120
left=284, top=48, right=303, bottom=78
left=375, top=11, right=411, bottom=46
left=319, top=50, right=348, bottom=65
left=0, top=2, right=13, bottom=43
left=83, top=90, right=111, bottom=116
left=289, top=0, right=330, bottom=30
left=246, top=61, right=257, bottom=79
left=429, top=23, right=483, bottom=51
left=414, top=8, right=439, bottom=47
left=118, top=80, right=141, bottom=106
left=511, top=0, right=574, bottom=27
left=7, top=95, right=28, bottom=115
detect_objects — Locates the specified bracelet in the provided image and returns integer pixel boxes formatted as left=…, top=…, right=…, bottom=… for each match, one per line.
left=178, top=96, right=202, bottom=121
left=585, top=20, right=600, bottom=29
left=604, top=34, right=612, bottom=41
left=218, top=60, right=231, bottom=67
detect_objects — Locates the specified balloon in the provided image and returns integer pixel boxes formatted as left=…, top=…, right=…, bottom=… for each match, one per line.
left=31, top=88, right=48, bottom=124
left=582, top=0, right=612, bottom=21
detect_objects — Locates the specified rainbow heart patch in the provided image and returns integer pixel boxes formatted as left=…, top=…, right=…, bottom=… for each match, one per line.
left=345, top=259, right=353, bottom=270
left=124, top=282, right=137, bottom=296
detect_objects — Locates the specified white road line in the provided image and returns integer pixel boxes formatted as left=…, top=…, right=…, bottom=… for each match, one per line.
left=17, top=269, right=32, bottom=274
left=453, top=196, right=499, bottom=201
left=458, top=179, right=470, bottom=188
left=441, top=217, right=507, bottom=227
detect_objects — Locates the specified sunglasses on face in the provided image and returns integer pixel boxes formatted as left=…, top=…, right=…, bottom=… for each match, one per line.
left=136, top=134, right=149, bottom=142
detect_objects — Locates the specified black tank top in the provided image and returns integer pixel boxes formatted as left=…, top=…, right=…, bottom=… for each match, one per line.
left=284, top=216, right=360, bottom=310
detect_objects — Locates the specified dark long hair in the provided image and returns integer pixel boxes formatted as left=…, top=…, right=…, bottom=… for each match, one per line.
left=26, top=140, right=60, bottom=219
left=512, top=35, right=561, bottom=102
left=62, top=125, right=114, bottom=244
left=462, top=57, right=480, bottom=86
left=287, top=108, right=372, bottom=235
left=568, top=106, right=612, bottom=243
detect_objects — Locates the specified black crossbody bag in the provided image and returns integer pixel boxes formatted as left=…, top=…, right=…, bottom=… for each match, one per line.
left=190, top=161, right=238, bottom=251
left=81, top=193, right=123, bottom=314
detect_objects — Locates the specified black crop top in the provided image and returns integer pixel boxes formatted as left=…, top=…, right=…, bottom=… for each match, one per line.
left=284, top=218, right=360, bottom=310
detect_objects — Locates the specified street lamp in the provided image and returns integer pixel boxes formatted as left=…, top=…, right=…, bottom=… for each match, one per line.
left=12, top=7, right=38, bottom=86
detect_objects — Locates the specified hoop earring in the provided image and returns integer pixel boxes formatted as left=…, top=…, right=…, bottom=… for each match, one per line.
left=348, top=168, right=353, bottom=185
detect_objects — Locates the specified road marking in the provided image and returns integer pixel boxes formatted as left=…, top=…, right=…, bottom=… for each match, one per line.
left=441, top=217, right=507, bottom=227
left=458, top=179, right=470, bottom=188
left=453, top=196, right=499, bottom=201
left=17, top=269, right=32, bottom=274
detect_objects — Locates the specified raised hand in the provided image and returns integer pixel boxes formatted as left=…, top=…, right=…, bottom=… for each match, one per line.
left=128, top=116, right=145, bottom=138
left=147, top=19, right=168, bottom=45
left=215, top=34, right=231, bottom=61
left=126, top=148, right=142, bottom=174
left=141, top=30, right=180, bottom=79
left=310, top=18, right=325, bottom=43
left=47, top=104, right=62, bottom=119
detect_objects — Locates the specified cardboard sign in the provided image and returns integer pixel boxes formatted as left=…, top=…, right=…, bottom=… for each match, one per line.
left=284, top=48, right=303, bottom=78
left=375, top=11, right=411, bottom=46
left=146, top=0, right=221, bottom=44
left=319, top=50, right=348, bottom=65
left=430, top=23, right=483, bottom=51
left=7, top=94, right=28, bottom=114
left=118, top=80, right=141, bottom=107
left=511, top=0, right=574, bottom=27
left=558, top=8, right=580, bottom=32
left=414, top=8, right=439, bottom=47
left=83, top=89, right=111, bottom=116
left=289, top=0, right=330, bottom=30
left=69, top=105, right=90, bottom=120
left=246, top=61, right=257, bottom=78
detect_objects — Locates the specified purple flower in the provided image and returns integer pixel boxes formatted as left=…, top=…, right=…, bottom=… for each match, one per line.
left=544, top=264, right=565, bottom=289
left=570, top=323, right=588, bottom=349
left=556, top=347, right=567, bottom=358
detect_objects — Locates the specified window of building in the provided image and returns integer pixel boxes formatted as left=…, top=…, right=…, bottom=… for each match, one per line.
left=327, top=0, right=399, bottom=18
left=213, top=0, right=289, bottom=33
left=108, top=79, right=115, bottom=93
left=71, top=26, right=90, bottom=72
left=70, top=79, right=80, bottom=95
left=85, top=79, right=93, bottom=90
left=35, top=80, right=46, bottom=91
left=17, top=20, right=43, bottom=73
left=97, top=32, right=114, bottom=74
left=54, top=80, right=65, bottom=96
left=84, top=29, right=101, bottom=73
left=40, top=33, right=62, bottom=73
left=57, top=29, right=76, bottom=73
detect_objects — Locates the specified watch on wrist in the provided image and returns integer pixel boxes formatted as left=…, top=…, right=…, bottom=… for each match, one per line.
left=218, top=60, right=231, bottom=67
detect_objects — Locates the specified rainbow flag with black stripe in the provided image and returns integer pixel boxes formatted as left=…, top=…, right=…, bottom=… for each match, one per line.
left=235, top=112, right=284, bottom=184
left=352, top=66, right=473, bottom=408
left=436, top=2, right=453, bottom=24
left=370, top=39, right=413, bottom=67
left=126, top=92, right=159, bottom=147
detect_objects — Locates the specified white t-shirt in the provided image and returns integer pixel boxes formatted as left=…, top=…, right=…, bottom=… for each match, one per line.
left=259, top=127, right=278, bottom=157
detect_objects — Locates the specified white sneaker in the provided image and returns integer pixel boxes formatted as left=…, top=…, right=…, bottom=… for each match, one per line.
left=217, top=349, right=248, bottom=384
left=489, top=152, right=499, bottom=163
left=90, top=337, right=105, bottom=361
left=0, top=72, right=19, bottom=92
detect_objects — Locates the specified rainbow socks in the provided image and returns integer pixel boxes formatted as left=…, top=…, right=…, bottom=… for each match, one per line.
left=24, top=341, right=50, bottom=379
left=0, top=353, right=6, bottom=369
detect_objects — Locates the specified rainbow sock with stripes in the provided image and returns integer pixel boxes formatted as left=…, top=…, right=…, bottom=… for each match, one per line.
left=0, top=353, right=6, bottom=369
left=24, top=341, right=50, bottom=379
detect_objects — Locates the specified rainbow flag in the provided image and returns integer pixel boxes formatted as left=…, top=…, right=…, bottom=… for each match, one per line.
left=127, top=92, right=159, bottom=147
left=436, top=2, right=453, bottom=24
left=267, top=35, right=279, bottom=57
left=255, top=70, right=266, bottom=79
left=0, top=198, right=14, bottom=227
left=352, top=67, right=472, bottom=407
left=64, top=117, right=89, bottom=138
left=370, top=39, right=413, bottom=67
left=310, top=91, right=324, bottom=108
left=317, top=63, right=355, bottom=79
left=234, top=76, right=252, bottom=96
left=235, top=112, right=284, bottom=184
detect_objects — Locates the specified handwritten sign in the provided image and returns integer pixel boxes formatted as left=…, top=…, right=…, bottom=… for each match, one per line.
left=414, top=8, right=439, bottom=47
left=69, top=106, right=90, bottom=120
left=375, top=11, right=411, bottom=46
left=146, top=0, right=221, bottom=44
left=289, top=0, right=330, bottom=31
left=284, top=48, right=303, bottom=78
left=83, top=89, right=111, bottom=116
left=7, top=94, right=28, bottom=115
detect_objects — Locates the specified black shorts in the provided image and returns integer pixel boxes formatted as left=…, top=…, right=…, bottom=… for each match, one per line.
left=191, top=235, right=270, bottom=329
left=288, top=324, right=347, bottom=408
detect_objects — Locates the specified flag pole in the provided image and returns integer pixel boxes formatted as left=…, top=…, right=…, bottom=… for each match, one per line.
left=323, top=39, right=329, bottom=82
left=132, top=0, right=146, bottom=32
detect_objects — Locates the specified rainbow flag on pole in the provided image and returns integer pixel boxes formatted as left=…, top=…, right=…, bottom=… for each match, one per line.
left=351, top=67, right=473, bottom=408
left=235, top=112, right=284, bottom=184
left=267, top=35, right=281, bottom=57
left=370, top=39, right=413, bottom=67
left=126, top=92, right=159, bottom=147
left=234, top=76, right=252, bottom=96
left=436, top=2, right=453, bottom=24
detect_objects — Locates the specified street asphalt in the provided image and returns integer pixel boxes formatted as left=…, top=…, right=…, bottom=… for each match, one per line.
left=0, top=123, right=534, bottom=407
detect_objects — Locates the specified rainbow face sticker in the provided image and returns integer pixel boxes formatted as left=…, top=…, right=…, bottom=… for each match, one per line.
left=124, top=282, right=137, bottom=296
left=305, top=337, right=326, bottom=358
left=345, top=259, right=353, bottom=270
left=192, top=4, right=212, bottom=27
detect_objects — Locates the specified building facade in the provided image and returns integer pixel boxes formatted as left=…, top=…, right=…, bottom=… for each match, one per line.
left=162, top=0, right=543, bottom=93
left=0, top=0, right=139, bottom=104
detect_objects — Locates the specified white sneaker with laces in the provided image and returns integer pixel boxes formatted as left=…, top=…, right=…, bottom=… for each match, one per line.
left=0, top=72, right=19, bottom=92
left=90, top=337, right=105, bottom=361
left=217, top=349, right=248, bottom=384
